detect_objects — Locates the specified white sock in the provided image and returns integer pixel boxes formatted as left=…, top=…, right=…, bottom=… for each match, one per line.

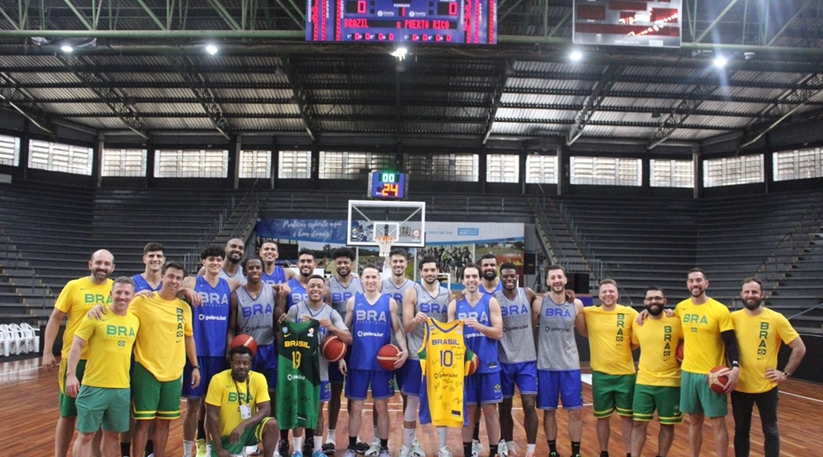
left=437, top=427, right=448, bottom=449
left=294, top=437, right=303, bottom=454
left=403, top=428, right=415, bottom=448
left=357, top=436, right=364, bottom=444
left=507, top=441, right=515, bottom=451
left=314, top=437, right=323, bottom=452
left=183, top=440, right=194, bottom=457
left=526, top=444, right=535, bottom=454
left=326, top=430, right=336, bottom=443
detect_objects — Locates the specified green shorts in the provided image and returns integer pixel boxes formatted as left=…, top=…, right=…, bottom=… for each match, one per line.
left=132, top=362, right=183, bottom=420
left=632, top=384, right=683, bottom=424
left=59, top=359, right=87, bottom=418
left=211, top=417, right=273, bottom=457
left=75, top=386, right=131, bottom=433
left=680, top=371, right=727, bottom=418
left=592, top=371, right=635, bottom=418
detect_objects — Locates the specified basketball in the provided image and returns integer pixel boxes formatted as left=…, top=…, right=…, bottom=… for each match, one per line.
left=466, top=352, right=480, bottom=376
left=377, top=344, right=401, bottom=371
left=230, top=334, right=258, bottom=357
left=675, top=341, right=684, bottom=364
left=321, top=335, right=347, bottom=362
left=708, top=366, right=730, bottom=394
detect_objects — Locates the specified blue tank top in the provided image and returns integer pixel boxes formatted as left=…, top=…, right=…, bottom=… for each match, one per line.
left=262, top=266, right=287, bottom=286
left=191, top=276, right=232, bottom=357
left=131, top=274, right=161, bottom=293
left=286, top=278, right=308, bottom=310
left=350, top=293, right=392, bottom=371
left=480, top=281, right=502, bottom=295
left=457, top=294, right=500, bottom=373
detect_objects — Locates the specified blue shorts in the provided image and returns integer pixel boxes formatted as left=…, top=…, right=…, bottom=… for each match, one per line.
left=183, top=356, right=228, bottom=398
left=401, top=360, right=423, bottom=396
left=500, top=361, right=538, bottom=397
left=328, top=350, right=351, bottom=384
left=320, top=380, right=331, bottom=403
left=394, top=362, right=408, bottom=393
left=537, top=370, right=583, bottom=410
left=252, top=344, right=278, bottom=391
left=464, top=372, right=503, bottom=405
left=345, top=369, right=395, bottom=400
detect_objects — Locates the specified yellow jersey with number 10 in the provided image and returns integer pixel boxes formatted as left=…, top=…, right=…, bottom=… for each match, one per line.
left=418, top=318, right=472, bottom=428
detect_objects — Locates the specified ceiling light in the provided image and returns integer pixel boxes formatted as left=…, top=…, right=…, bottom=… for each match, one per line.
left=714, top=56, right=727, bottom=67
left=569, top=51, right=583, bottom=62
left=390, top=47, right=408, bottom=60
left=206, top=44, right=218, bottom=55
left=61, top=45, right=73, bottom=53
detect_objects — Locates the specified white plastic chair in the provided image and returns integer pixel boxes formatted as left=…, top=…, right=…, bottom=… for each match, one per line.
left=0, top=324, right=17, bottom=356
left=5, top=323, right=25, bottom=355
left=0, top=324, right=9, bottom=357
left=20, top=323, right=39, bottom=353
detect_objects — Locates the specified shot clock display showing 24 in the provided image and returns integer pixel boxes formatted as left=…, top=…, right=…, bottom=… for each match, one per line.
left=368, top=171, right=407, bottom=200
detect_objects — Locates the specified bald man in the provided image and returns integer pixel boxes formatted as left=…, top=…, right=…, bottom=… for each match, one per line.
left=198, top=238, right=246, bottom=284
left=43, top=249, right=116, bottom=457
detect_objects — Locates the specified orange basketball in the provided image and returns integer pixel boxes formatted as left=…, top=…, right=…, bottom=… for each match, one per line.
left=708, top=366, right=730, bottom=394
left=321, top=335, right=347, bottom=362
left=230, top=334, right=258, bottom=357
left=675, top=341, right=684, bottom=365
left=377, top=344, right=401, bottom=371
left=466, top=352, right=480, bottom=376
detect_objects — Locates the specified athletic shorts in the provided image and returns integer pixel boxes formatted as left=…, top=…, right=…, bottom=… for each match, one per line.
left=59, top=359, right=87, bottom=418
left=500, top=361, right=538, bottom=398
left=401, top=360, right=423, bottom=396
left=253, top=344, right=278, bottom=391
left=132, top=362, right=183, bottom=420
left=632, top=384, right=683, bottom=424
left=464, top=372, right=503, bottom=405
left=537, top=370, right=583, bottom=410
left=75, top=386, right=131, bottom=433
left=394, top=362, right=408, bottom=393
left=680, top=371, right=727, bottom=418
left=183, top=356, right=228, bottom=398
left=592, top=371, right=635, bottom=418
left=345, top=369, right=394, bottom=400
left=212, top=417, right=273, bottom=457
left=320, top=380, right=331, bottom=403
left=329, top=350, right=352, bottom=384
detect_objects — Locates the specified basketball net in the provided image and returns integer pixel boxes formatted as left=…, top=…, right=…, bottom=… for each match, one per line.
left=375, top=235, right=396, bottom=259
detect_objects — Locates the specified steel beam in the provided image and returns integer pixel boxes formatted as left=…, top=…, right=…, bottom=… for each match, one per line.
left=566, top=65, right=625, bottom=146
left=646, top=79, right=720, bottom=150
left=0, top=73, right=53, bottom=133
left=481, top=61, right=512, bottom=144
left=280, top=57, right=317, bottom=141
left=695, top=0, right=743, bottom=43
left=168, top=56, right=232, bottom=139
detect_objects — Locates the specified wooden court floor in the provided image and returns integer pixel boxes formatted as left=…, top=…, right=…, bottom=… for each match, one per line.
left=4, top=357, right=823, bottom=457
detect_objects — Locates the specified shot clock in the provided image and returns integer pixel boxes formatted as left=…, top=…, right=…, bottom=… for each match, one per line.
left=368, top=171, right=407, bottom=200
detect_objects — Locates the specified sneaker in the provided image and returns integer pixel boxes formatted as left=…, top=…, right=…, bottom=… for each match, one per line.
left=322, top=443, right=336, bottom=456
left=344, top=447, right=359, bottom=457
left=409, top=440, right=425, bottom=457
left=471, top=440, right=482, bottom=457
left=312, top=451, right=326, bottom=457
left=365, top=442, right=381, bottom=457
left=437, top=447, right=452, bottom=457
left=304, top=443, right=315, bottom=457
left=497, top=441, right=508, bottom=457
left=399, top=446, right=411, bottom=457
left=355, top=442, right=370, bottom=455
left=548, top=453, right=558, bottom=457
left=378, top=448, right=391, bottom=457
left=246, top=445, right=261, bottom=456
left=291, top=452, right=304, bottom=457
left=570, top=454, right=581, bottom=457
left=278, top=441, right=290, bottom=457
left=194, top=439, right=207, bottom=457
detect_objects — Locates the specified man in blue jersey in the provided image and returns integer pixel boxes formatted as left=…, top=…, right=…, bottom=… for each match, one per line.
left=342, top=265, right=408, bottom=457
left=259, top=241, right=297, bottom=289
left=197, top=238, right=246, bottom=284
left=479, top=253, right=502, bottom=296
left=448, top=264, right=504, bottom=457
left=132, top=242, right=165, bottom=293
left=181, top=244, right=243, bottom=457
left=286, top=249, right=317, bottom=310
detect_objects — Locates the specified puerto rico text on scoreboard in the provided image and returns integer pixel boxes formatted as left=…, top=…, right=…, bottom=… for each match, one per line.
left=306, top=0, right=497, bottom=44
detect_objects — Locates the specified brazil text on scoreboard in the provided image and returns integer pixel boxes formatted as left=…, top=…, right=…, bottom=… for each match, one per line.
left=306, top=0, right=497, bottom=44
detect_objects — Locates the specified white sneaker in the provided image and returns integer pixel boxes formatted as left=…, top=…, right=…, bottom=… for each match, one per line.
left=437, top=447, right=452, bottom=457
left=497, top=441, right=508, bottom=457
left=344, top=448, right=359, bottom=457
left=409, top=440, right=425, bottom=457
left=399, top=446, right=411, bottom=457
left=471, top=440, right=482, bottom=457
left=365, top=443, right=382, bottom=457
left=378, top=448, right=391, bottom=457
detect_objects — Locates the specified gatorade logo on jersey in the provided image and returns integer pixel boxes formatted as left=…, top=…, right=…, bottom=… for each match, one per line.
left=420, top=302, right=448, bottom=315
left=500, top=303, right=530, bottom=317
left=242, top=302, right=274, bottom=318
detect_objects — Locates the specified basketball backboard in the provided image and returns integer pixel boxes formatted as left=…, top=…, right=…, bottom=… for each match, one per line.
left=347, top=200, right=426, bottom=249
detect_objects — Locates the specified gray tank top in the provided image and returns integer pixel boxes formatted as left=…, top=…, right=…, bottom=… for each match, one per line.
left=382, top=278, right=414, bottom=346
left=287, top=301, right=348, bottom=381
left=328, top=276, right=363, bottom=322
left=495, top=288, right=537, bottom=364
left=407, top=283, right=451, bottom=360
left=220, top=265, right=246, bottom=285
left=235, top=285, right=275, bottom=346
left=537, top=295, right=580, bottom=370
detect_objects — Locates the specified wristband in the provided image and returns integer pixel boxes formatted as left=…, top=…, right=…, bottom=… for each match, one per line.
left=731, top=361, right=739, bottom=368
left=192, top=366, right=200, bottom=370
left=783, top=370, right=790, bottom=378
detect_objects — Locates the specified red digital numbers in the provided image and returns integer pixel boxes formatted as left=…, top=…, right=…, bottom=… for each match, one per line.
left=381, top=184, right=399, bottom=197
left=357, top=0, right=367, bottom=14
left=449, top=2, right=458, bottom=15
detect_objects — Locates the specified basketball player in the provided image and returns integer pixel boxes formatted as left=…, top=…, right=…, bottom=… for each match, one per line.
left=132, top=242, right=165, bottom=292
left=479, top=253, right=502, bottom=295
left=342, top=265, right=409, bottom=457
left=578, top=279, right=638, bottom=457
left=205, top=346, right=280, bottom=457
left=495, top=263, right=538, bottom=457
left=181, top=245, right=243, bottom=457
left=533, top=265, right=585, bottom=457
left=286, top=248, right=318, bottom=310
left=286, top=275, right=352, bottom=457
left=731, top=277, right=806, bottom=457
left=259, top=241, right=298, bottom=286
left=42, top=249, right=115, bottom=457
left=448, top=264, right=504, bottom=457
left=630, top=287, right=683, bottom=457
left=198, top=238, right=246, bottom=284
left=325, top=247, right=363, bottom=455
left=64, top=277, right=139, bottom=457
left=401, top=256, right=451, bottom=457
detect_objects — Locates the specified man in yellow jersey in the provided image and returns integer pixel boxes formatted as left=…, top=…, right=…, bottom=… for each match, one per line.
left=64, top=277, right=140, bottom=457
left=630, top=287, right=683, bottom=457
left=130, top=261, right=199, bottom=457
left=731, top=277, right=805, bottom=457
left=42, top=249, right=115, bottom=457
left=578, top=279, right=638, bottom=457
left=675, top=268, right=739, bottom=457
left=206, top=345, right=279, bottom=457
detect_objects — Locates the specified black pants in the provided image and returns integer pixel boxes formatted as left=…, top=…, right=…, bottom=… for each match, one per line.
left=731, top=387, right=780, bottom=457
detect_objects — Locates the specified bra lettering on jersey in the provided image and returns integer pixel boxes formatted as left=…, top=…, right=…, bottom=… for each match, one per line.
left=387, top=292, right=403, bottom=304
left=198, top=292, right=230, bottom=305
left=544, top=307, right=573, bottom=318
left=683, top=314, right=708, bottom=325
left=228, top=392, right=254, bottom=403
left=333, top=292, right=355, bottom=303
left=291, top=292, right=308, bottom=304
left=356, top=309, right=388, bottom=322
left=85, top=294, right=112, bottom=304
left=106, top=325, right=136, bottom=337
left=501, top=304, right=530, bottom=316
left=458, top=310, right=489, bottom=322
left=420, top=302, right=447, bottom=314
left=242, top=303, right=273, bottom=318
left=176, top=308, right=185, bottom=338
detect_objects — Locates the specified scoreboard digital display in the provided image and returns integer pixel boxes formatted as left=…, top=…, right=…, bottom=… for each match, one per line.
left=306, top=0, right=497, bottom=44
left=368, top=172, right=407, bottom=199
left=573, top=0, right=681, bottom=48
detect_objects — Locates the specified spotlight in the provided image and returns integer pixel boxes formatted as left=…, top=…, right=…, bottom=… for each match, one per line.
left=206, top=44, right=218, bottom=55
left=390, top=47, right=408, bottom=60
left=61, top=45, right=73, bottom=53
left=569, top=51, right=583, bottom=61
left=714, top=56, right=727, bottom=67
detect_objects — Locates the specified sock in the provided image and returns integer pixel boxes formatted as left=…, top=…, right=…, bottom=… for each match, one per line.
left=357, top=436, right=364, bottom=444
left=548, top=440, right=557, bottom=454
left=327, top=430, right=336, bottom=444
left=464, top=442, right=473, bottom=457
left=306, top=429, right=315, bottom=446
left=294, top=437, right=303, bottom=454
left=490, top=444, right=499, bottom=457
left=600, top=452, right=609, bottom=457
left=121, top=442, right=131, bottom=457
left=473, top=424, right=480, bottom=442
left=282, top=430, right=290, bottom=442
left=183, top=440, right=194, bottom=457
left=626, top=454, right=631, bottom=457
left=437, top=428, right=448, bottom=449
left=507, top=441, right=515, bottom=453
left=380, top=439, right=389, bottom=449
left=571, top=442, right=580, bottom=456
left=403, top=428, right=415, bottom=448
left=349, top=437, right=358, bottom=449
left=197, top=420, right=206, bottom=440
left=526, top=444, right=535, bottom=455
left=145, top=440, right=154, bottom=457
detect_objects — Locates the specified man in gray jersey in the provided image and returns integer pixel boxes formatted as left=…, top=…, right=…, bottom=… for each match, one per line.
left=401, top=256, right=452, bottom=457
left=495, top=263, right=539, bottom=457
left=324, top=247, right=364, bottom=454
left=198, top=238, right=246, bottom=284
left=287, top=275, right=352, bottom=457
left=532, top=265, right=585, bottom=457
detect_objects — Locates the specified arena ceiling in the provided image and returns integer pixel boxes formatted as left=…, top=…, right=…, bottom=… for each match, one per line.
left=0, top=0, right=822, bottom=151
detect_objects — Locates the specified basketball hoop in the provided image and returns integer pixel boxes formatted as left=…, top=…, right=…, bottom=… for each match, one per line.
left=375, top=235, right=396, bottom=258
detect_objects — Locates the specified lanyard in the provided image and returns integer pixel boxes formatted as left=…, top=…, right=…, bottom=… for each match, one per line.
left=233, top=377, right=250, bottom=405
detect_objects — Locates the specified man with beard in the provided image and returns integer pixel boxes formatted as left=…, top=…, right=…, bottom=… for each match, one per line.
left=43, top=249, right=116, bottom=457
left=206, top=346, right=280, bottom=457
left=259, top=241, right=298, bottom=286
left=534, top=265, right=585, bottom=457
left=401, top=256, right=451, bottom=457
left=579, top=279, right=638, bottom=457
left=731, top=277, right=805, bottom=457
left=132, top=242, right=165, bottom=292
left=479, top=253, right=502, bottom=295
left=495, top=263, right=538, bottom=457
left=286, top=249, right=318, bottom=310
left=198, top=238, right=246, bottom=285
left=630, top=287, right=683, bottom=457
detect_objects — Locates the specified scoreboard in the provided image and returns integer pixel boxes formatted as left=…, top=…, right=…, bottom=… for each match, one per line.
left=306, top=0, right=497, bottom=44
left=573, top=0, right=681, bottom=48
left=368, top=171, right=407, bottom=199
